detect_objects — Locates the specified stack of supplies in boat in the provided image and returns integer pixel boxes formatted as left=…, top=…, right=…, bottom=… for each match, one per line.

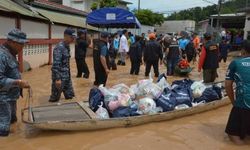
left=88, top=75, right=223, bottom=119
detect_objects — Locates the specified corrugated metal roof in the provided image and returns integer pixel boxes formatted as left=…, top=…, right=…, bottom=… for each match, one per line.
left=0, top=0, right=45, bottom=19
left=33, top=7, right=97, bottom=31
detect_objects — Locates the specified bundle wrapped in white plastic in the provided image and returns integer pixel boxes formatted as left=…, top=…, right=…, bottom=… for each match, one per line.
left=157, top=77, right=171, bottom=90
left=191, top=81, right=206, bottom=98
left=111, top=84, right=135, bottom=99
left=98, top=84, right=118, bottom=102
left=136, top=73, right=163, bottom=99
left=96, top=102, right=110, bottom=119
left=138, top=97, right=157, bottom=115
left=143, top=82, right=163, bottom=99
left=118, top=93, right=132, bottom=107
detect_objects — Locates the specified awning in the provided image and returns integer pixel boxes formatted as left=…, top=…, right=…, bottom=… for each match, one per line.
left=86, top=7, right=141, bottom=28
left=34, top=8, right=98, bottom=31
left=0, top=0, right=45, bottom=19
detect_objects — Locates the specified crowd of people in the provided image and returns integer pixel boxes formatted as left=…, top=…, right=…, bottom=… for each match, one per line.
left=1, top=27, right=250, bottom=145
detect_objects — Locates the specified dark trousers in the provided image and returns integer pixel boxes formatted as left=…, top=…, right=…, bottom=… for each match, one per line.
left=145, top=60, right=159, bottom=77
left=130, top=60, right=140, bottom=75
left=203, top=69, right=218, bottom=83
left=167, top=57, right=179, bottom=76
left=75, top=58, right=89, bottom=77
left=49, top=79, right=75, bottom=102
left=0, top=101, right=17, bottom=136
left=110, top=57, right=117, bottom=70
left=94, top=70, right=108, bottom=86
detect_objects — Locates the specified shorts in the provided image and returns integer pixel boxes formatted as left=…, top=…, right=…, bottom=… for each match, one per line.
left=225, top=106, right=250, bottom=139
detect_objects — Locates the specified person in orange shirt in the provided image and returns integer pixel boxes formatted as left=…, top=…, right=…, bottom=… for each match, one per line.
left=192, top=33, right=200, bottom=61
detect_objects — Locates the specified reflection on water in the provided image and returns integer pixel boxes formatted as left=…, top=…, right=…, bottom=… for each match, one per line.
left=1, top=54, right=249, bottom=150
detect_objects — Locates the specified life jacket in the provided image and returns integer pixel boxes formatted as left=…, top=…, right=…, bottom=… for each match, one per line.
left=203, top=40, right=219, bottom=69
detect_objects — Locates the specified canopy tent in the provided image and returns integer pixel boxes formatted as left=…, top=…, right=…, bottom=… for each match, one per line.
left=86, top=7, right=141, bottom=29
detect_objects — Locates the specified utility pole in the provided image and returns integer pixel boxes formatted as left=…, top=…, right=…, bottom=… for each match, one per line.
left=138, top=0, right=140, bottom=11
left=216, top=0, right=222, bottom=31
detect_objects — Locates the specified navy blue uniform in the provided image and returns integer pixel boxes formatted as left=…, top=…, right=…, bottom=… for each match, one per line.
left=49, top=41, right=75, bottom=102
left=75, top=38, right=89, bottom=78
left=0, top=44, right=21, bottom=136
left=129, top=41, right=142, bottom=75
left=93, top=39, right=110, bottom=86
left=167, top=40, right=180, bottom=76
left=144, top=40, right=163, bottom=77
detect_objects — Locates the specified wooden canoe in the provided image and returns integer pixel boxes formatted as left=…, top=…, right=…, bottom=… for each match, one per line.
left=22, top=97, right=231, bottom=131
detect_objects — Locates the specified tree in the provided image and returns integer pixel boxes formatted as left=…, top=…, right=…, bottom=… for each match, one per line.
left=99, top=0, right=118, bottom=8
left=135, top=9, right=165, bottom=26
left=165, top=0, right=246, bottom=22
left=91, top=0, right=118, bottom=10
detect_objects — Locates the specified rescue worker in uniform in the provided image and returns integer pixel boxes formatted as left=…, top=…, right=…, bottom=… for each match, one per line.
left=144, top=33, right=163, bottom=77
left=128, top=35, right=142, bottom=75
left=49, top=28, right=76, bottom=102
left=93, top=32, right=110, bottom=86
left=75, top=29, right=90, bottom=78
left=0, top=29, right=30, bottom=136
left=198, top=32, right=219, bottom=83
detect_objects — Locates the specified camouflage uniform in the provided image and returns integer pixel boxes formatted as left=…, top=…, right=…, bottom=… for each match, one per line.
left=0, top=44, right=21, bottom=136
left=49, top=41, right=75, bottom=102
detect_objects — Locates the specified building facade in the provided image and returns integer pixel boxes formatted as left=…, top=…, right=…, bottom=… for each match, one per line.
left=0, top=0, right=97, bottom=72
left=51, top=0, right=132, bottom=12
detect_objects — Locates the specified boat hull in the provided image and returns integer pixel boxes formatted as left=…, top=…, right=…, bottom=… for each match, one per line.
left=22, top=97, right=230, bottom=131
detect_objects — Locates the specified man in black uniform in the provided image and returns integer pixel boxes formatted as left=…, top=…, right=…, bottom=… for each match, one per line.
left=198, top=32, right=219, bottom=83
left=93, top=32, right=110, bottom=86
left=75, top=29, right=90, bottom=78
left=144, top=33, right=163, bottom=77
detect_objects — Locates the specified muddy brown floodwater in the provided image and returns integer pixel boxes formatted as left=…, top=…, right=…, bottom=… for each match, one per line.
left=0, top=55, right=250, bottom=150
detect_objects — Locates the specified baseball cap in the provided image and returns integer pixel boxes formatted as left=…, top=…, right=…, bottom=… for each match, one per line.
left=149, top=33, right=156, bottom=39
left=7, top=28, right=28, bottom=44
left=64, top=28, right=76, bottom=37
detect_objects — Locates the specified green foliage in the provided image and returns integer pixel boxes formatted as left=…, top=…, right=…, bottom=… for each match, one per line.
left=135, top=9, right=165, bottom=26
left=99, top=0, right=118, bottom=8
left=166, top=0, right=247, bottom=22
left=91, top=2, right=98, bottom=10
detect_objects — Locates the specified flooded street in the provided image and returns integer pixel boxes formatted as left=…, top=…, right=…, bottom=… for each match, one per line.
left=1, top=55, right=250, bottom=150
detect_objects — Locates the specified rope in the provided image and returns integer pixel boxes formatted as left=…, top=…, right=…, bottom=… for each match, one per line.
left=24, top=88, right=34, bottom=122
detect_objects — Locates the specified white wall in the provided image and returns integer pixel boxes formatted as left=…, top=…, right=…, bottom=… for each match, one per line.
left=71, top=2, right=85, bottom=11
left=21, top=19, right=48, bottom=38
left=23, top=44, right=49, bottom=68
left=52, top=24, right=67, bottom=38
left=0, top=16, right=15, bottom=38
left=155, top=20, right=196, bottom=34
left=244, top=13, right=250, bottom=40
